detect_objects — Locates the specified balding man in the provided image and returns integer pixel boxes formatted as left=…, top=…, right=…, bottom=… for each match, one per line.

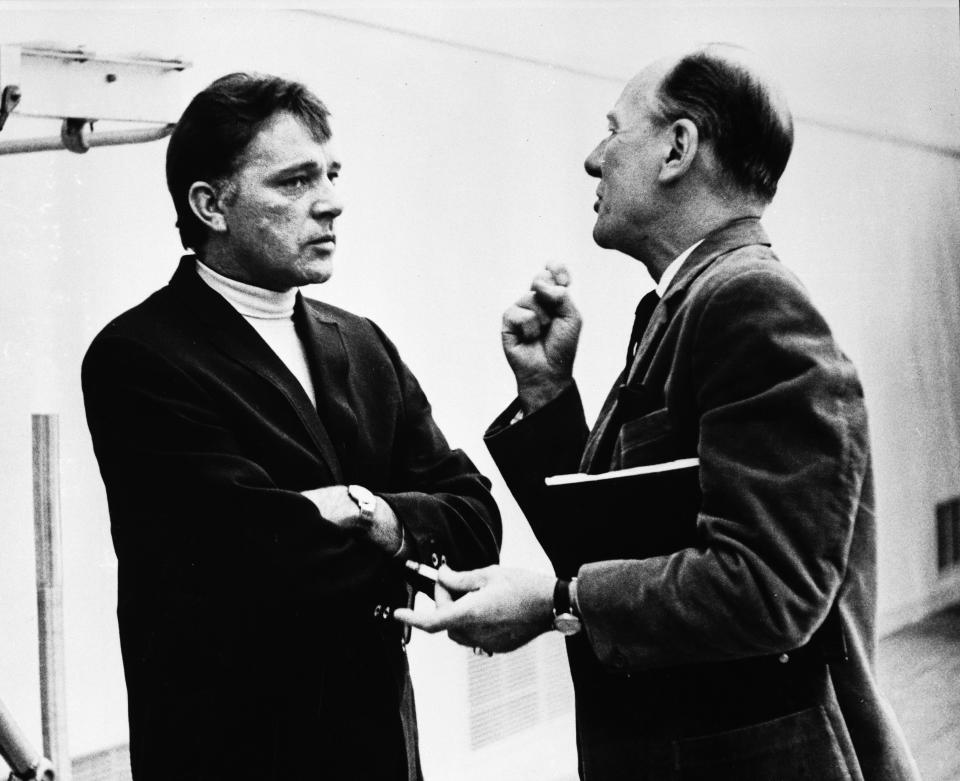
left=397, top=47, right=919, bottom=779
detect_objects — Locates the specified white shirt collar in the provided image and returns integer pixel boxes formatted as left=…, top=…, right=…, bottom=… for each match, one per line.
left=655, top=239, right=704, bottom=298
left=195, top=259, right=297, bottom=320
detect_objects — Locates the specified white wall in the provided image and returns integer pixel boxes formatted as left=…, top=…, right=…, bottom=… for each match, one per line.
left=0, top=2, right=957, bottom=775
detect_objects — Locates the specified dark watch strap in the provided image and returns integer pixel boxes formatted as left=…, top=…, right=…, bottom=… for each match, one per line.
left=553, top=578, right=574, bottom=616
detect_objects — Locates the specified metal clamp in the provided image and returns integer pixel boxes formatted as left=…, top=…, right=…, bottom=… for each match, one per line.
left=0, top=84, right=21, bottom=132
left=60, top=118, right=92, bottom=154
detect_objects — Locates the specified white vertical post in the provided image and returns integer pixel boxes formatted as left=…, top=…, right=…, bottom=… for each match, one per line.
left=32, top=414, right=71, bottom=781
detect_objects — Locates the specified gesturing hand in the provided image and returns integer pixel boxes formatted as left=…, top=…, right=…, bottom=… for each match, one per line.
left=393, top=565, right=556, bottom=654
left=502, top=263, right=582, bottom=414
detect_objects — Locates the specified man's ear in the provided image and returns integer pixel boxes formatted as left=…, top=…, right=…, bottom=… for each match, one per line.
left=187, top=181, right=228, bottom=234
left=659, top=118, right=699, bottom=184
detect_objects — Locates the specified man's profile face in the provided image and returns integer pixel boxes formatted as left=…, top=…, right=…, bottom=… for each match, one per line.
left=584, top=66, right=669, bottom=256
left=217, top=111, right=343, bottom=291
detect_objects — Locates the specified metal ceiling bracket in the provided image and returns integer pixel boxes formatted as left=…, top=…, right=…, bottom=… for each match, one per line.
left=0, top=84, right=21, bottom=133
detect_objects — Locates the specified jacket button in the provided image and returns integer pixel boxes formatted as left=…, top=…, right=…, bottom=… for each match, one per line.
left=778, top=653, right=790, bottom=664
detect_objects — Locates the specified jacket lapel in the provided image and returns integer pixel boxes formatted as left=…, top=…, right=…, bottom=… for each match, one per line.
left=294, top=295, right=360, bottom=482
left=168, top=257, right=345, bottom=483
left=581, top=218, right=772, bottom=473
left=627, top=217, right=772, bottom=383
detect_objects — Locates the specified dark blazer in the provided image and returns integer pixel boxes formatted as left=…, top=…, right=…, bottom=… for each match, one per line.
left=486, top=219, right=918, bottom=780
left=82, top=257, right=501, bottom=781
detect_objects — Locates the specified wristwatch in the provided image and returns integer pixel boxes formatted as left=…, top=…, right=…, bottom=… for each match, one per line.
left=347, top=484, right=377, bottom=525
left=552, top=578, right=582, bottom=636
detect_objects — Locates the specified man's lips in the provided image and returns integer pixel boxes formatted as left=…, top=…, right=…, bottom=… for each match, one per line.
left=308, top=235, right=336, bottom=246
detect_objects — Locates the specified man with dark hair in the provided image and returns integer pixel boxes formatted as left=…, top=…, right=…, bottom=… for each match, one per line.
left=397, top=46, right=919, bottom=779
left=82, top=72, right=500, bottom=780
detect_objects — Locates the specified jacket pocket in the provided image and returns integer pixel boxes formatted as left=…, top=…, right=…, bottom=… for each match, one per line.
left=672, top=705, right=854, bottom=781
left=616, top=407, right=683, bottom=467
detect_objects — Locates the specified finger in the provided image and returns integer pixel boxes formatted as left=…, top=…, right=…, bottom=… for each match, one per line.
left=434, top=581, right=455, bottom=607
left=502, top=306, right=543, bottom=343
left=532, top=263, right=571, bottom=291
left=393, top=605, right=459, bottom=632
left=437, top=564, right=490, bottom=594
left=530, top=277, right=572, bottom=314
left=530, top=275, right=568, bottom=300
left=545, top=262, right=571, bottom=287
left=509, top=292, right=554, bottom=328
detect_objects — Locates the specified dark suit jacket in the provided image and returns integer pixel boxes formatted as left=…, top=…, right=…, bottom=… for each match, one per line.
left=486, top=219, right=918, bottom=780
left=82, top=257, right=501, bottom=780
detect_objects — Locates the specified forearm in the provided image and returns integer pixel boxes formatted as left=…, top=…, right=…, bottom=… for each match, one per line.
left=486, top=384, right=590, bottom=576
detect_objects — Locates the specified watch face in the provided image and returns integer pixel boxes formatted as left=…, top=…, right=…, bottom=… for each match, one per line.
left=348, top=485, right=376, bottom=518
left=553, top=613, right=582, bottom=636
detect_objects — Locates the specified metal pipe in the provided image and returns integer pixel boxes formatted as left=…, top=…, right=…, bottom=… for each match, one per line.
left=0, top=696, right=41, bottom=777
left=0, top=123, right=174, bottom=155
left=32, top=415, right=71, bottom=781
left=0, top=696, right=55, bottom=780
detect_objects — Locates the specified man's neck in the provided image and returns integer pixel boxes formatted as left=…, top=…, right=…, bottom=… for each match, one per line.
left=640, top=199, right=763, bottom=282
left=195, top=259, right=296, bottom=319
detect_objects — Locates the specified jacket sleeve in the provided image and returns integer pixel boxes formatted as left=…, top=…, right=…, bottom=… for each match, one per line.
left=483, top=384, right=591, bottom=576
left=575, top=266, right=870, bottom=669
left=82, top=331, right=409, bottom=609
left=365, top=321, right=502, bottom=572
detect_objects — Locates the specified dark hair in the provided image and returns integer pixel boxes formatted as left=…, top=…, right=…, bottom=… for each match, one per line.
left=653, top=49, right=793, bottom=202
left=165, top=72, right=332, bottom=252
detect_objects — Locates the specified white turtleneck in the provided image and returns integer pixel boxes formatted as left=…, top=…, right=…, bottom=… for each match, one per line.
left=195, top=260, right=317, bottom=406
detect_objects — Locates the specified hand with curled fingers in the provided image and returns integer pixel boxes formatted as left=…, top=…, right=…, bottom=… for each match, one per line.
left=502, top=263, right=582, bottom=414
left=393, top=565, right=556, bottom=655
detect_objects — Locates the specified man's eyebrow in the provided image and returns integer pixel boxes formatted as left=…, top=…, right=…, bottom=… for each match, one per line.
left=273, top=160, right=321, bottom=178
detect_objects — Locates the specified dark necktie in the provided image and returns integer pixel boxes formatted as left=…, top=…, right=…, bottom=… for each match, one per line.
left=624, top=289, right=660, bottom=373
left=581, top=288, right=662, bottom=472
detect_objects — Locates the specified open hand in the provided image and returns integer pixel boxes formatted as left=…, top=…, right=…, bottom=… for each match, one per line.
left=393, top=565, right=556, bottom=654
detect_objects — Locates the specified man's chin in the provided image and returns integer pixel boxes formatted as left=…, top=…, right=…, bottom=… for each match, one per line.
left=592, top=223, right=614, bottom=249
left=300, top=257, right=334, bottom=286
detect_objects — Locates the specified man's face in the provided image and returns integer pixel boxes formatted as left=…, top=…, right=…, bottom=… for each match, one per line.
left=584, top=67, right=670, bottom=256
left=217, top=111, right=343, bottom=291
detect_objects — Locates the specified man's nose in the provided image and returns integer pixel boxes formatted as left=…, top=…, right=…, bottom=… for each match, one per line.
left=584, top=139, right=604, bottom=178
left=312, top=185, right=344, bottom=218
